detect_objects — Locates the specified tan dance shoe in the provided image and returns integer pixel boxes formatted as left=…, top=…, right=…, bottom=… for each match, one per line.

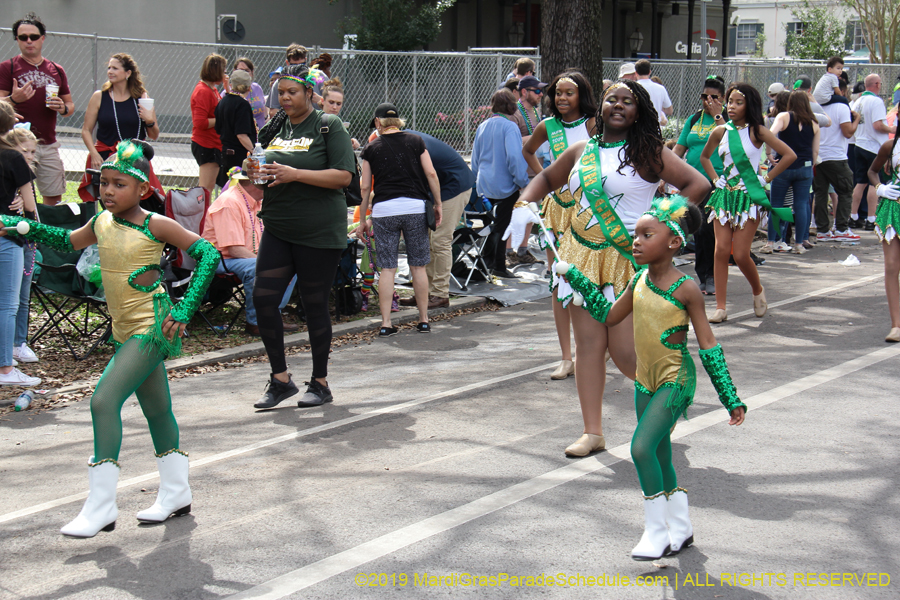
left=708, top=308, right=727, bottom=323
left=886, top=327, right=900, bottom=343
left=550, top=359, right=575, bottom=380
left=753, top=288, right=767, bottom=318
left=564, top=433, right=606, bottom=457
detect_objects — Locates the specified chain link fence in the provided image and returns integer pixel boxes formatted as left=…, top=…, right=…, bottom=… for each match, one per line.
left=3, top=26, right=897, bottom=188
left=603, top=59, right=900, bottom=139
left=0, top=28, right=539, bottom=187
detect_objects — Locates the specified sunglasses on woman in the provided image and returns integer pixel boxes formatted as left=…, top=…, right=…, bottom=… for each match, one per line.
left=700, top=93, right=720, bottom=101
left=17, top=34, right=42, bottom=42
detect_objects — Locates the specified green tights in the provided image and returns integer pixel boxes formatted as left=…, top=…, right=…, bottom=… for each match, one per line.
left=632, top=385, right=680, bottom=497
left=91, top=337, right=179, bottom=461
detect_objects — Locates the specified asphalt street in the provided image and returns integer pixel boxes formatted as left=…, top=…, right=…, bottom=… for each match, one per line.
left=1, top=234, right=898, bottom=600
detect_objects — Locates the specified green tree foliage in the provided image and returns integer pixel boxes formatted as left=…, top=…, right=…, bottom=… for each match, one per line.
left=784, top=1, right=847, bottom=60
left=334, top=0, right=456, bottom=51
left=841, top=0, right=900, bottom=63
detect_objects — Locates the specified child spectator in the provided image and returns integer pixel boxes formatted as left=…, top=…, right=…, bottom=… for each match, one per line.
left=813, top=56, right=849, bottom=106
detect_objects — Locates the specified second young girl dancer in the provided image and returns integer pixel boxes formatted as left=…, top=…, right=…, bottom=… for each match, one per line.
left=2, top=139, right=220, bottom=538
left=700, top=83, right=797, bottom=323
left=567, top=195, right=746, bottom=560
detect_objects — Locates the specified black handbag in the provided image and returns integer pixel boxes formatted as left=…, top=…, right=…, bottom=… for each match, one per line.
left=320, top=113, right=363, bottom=206
left=424, top=197, right=437, bottom=231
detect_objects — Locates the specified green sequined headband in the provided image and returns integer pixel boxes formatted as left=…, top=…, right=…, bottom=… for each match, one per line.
left=101, top=140, right=149, bottom=183
left=643, top=195, right=690, bottom=247
left=280, top=74, right=315, bottom=87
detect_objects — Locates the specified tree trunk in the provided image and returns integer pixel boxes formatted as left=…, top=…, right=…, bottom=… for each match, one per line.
left=541, top=0, right=604, bottom=96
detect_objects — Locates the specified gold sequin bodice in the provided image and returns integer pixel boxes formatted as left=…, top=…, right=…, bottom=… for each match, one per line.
left=93, top=211, right=166, bottom=344
left=633, top=270, right=691, bottom=392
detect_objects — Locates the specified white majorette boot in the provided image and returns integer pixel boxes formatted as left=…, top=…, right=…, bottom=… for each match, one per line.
left=666, top=488, right=694, bottom=555
left=60, top=457, right=120, bottom=538
left=136, top=449, right=192, bottom=523
left=631, top=494, right=670, bottom=561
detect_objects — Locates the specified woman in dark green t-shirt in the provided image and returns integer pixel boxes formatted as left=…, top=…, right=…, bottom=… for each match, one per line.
left=245, top=64, right=356, bottom=410
left=673, top=75, right=726, bottom=295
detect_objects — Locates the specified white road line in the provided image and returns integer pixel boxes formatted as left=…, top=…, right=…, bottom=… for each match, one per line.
left=0, top=272, right=883, bottom=527
left=0, top=363, right=555, bottom=525
left=224, top=344, right=900, bottom=600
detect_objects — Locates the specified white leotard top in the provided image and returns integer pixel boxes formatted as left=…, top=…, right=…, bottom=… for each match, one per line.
left=549, top=119, right=591, bottom=162
left=718, top=126, right=763, bottom=190
left=567, top=144, right=658, bottom=235
left=892, top=139, right=900, bottom=176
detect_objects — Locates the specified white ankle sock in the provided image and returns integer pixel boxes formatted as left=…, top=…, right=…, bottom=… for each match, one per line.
left=867, top=216, right=876, bottom=223
left=850, top=213, right=859, bottom=220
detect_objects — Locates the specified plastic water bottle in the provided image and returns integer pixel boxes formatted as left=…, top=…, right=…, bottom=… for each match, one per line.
left=250, top=143, right=266, bottom=185
left=14, top=390, right=34, bottom=412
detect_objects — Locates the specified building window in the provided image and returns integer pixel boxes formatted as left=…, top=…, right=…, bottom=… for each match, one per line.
left=785, top=21, right=805, bottom=55
left=736, top=22, right=763, bottom=55
left=846, top=21, right=867, bottom=52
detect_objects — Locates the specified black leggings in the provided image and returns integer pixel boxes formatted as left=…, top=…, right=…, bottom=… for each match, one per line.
left=254, top=230, right=342, bottom=378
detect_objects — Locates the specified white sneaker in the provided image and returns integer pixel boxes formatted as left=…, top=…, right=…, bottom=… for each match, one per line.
left=832, top=229, right=860, bottom=242
left=773, top=241, right=791, bottom=252
left=0, top=368, right=41, bottom=387
left=12, top=343, right=38, bottom=363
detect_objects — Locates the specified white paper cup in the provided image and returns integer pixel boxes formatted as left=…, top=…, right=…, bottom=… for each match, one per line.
left=138, top=98, right=154, bottom=110
left=45, top=84, right=59, bottom=107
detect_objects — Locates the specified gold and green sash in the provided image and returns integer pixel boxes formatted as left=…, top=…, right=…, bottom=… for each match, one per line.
left=725, top=122, right=793, bottom=228
left=544, top=116, right=588, bottom=160
left=577, top=139, right=637, bottom=267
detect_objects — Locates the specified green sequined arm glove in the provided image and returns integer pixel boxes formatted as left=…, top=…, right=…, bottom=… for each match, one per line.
left=168, top=239, right=221, bottom=324
left=698, top=344, right=746, bottom=414
left=1, top=215, right=75, bottom=252
left=563, top=264, right=613, bottom=323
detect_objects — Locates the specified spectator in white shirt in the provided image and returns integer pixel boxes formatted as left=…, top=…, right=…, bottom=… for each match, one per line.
left=634, top=59, right=672, bottom=126
left=851, top=74, right=897, bottom=230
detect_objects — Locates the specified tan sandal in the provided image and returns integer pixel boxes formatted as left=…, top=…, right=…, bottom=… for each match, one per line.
left=753, top=288, right=767, bottom=318
left=564, top=433, right=606, bottom=457
left=550, top=359, right=575, bottom=380
left=708, top=308, right=727, bottom=323
left=886, top=327, right=900, bottom=343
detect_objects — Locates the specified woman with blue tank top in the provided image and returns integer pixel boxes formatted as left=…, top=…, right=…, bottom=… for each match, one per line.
left=766, top=91, right=820, bottom=253
left=700, top=83, right=797, bottom=324
left=523, top=71, right=597, bottom=381
left=517, top=79, right=711, bottom=458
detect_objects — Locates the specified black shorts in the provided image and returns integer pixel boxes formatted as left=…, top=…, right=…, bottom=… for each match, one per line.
left=191, top=141, right=222, bottom=167
left=853, top=146, right=877, bottom=185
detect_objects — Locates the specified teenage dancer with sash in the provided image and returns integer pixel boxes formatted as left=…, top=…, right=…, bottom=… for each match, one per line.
left=522, top=71, right=597, bottom=381
left=700, top=83, right=796, bottom=323
left=517, top=80, right=710, bottom=456
left=867, top=135, right=900, bottom=342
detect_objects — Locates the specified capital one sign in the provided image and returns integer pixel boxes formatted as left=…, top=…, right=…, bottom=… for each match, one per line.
left=675, top=29, right=719, bottom=57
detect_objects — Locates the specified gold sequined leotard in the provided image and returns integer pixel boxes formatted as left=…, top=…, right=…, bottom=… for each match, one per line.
left=632, top=270, right=693, bottom=395
left=92, top=211, right=172, bottom=347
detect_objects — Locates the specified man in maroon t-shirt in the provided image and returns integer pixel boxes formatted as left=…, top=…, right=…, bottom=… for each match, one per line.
left=0, top=14, right=74, bottom=205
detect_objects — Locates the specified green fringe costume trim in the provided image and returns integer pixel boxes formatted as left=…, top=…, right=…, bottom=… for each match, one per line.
left=138, top=293, right=183, bottom=359
left=875, top=198, right=900, bottom=244
left=155, top=448, right=189, bottom=458
left=113, top=214, right=161, bottom=243
left=561, top=264, right=613, bottom=323
left=1, top=215, right=74, bottom=252
left=169, top=239, right=220, bottom=324
left=571, top=228, right=613, bottom=252
left=88, top=457, right=121, bottom=468
left=666, top=486, right=688, bottom=497
left=634, top=380, right=653, bottom=396
left=707, top=187, right=763, bottom=228
left=698, top=343, right=746, bottom=414
left=128, top=264, right=164, bottom=293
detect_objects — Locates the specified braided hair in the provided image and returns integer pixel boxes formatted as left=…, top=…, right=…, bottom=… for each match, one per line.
left=595, top=79, right=664, bottom=176
left=258, top=64, right=312, bottom=148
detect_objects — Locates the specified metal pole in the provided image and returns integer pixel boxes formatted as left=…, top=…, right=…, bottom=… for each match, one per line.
left=412, top=54, right=418, bottom=131
left=496, top=53, right=502, bottom=87
left=91, top=33, right=99, bottom=93
left=700, top=0, right=708, bottom=82
left=465, top=55, right=471, bottom=152
left=384, top=54, right=389, bottom=101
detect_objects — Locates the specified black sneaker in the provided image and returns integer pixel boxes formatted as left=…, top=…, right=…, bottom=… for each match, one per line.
left=848, top=218, right=864, bottom=229
left=297, top=379, right=333, bottom=407
left=491, top=268, right=519, bottom=279
left=864, top=220, right=876, bottom=231
left=254, top=374, right=299, bottom=409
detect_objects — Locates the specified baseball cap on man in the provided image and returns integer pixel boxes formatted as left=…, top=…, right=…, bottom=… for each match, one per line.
left=793, top=75, right=812, bottom=91
left=369, top=102, right=400, bottom=128
left=618, top=62, right=636, bottom=78
left=767, top=82, right=785, bottom=96
left=518, top=75, right=547, bottom=91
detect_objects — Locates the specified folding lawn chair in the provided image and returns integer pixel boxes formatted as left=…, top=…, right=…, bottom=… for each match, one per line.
left=332, top=238, right=364, bottom=319
left=30, top=202, right=112, bottom=360
left=449, top=207, right=494, bottom=292
left=161, top=187, right=246, bottom=336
